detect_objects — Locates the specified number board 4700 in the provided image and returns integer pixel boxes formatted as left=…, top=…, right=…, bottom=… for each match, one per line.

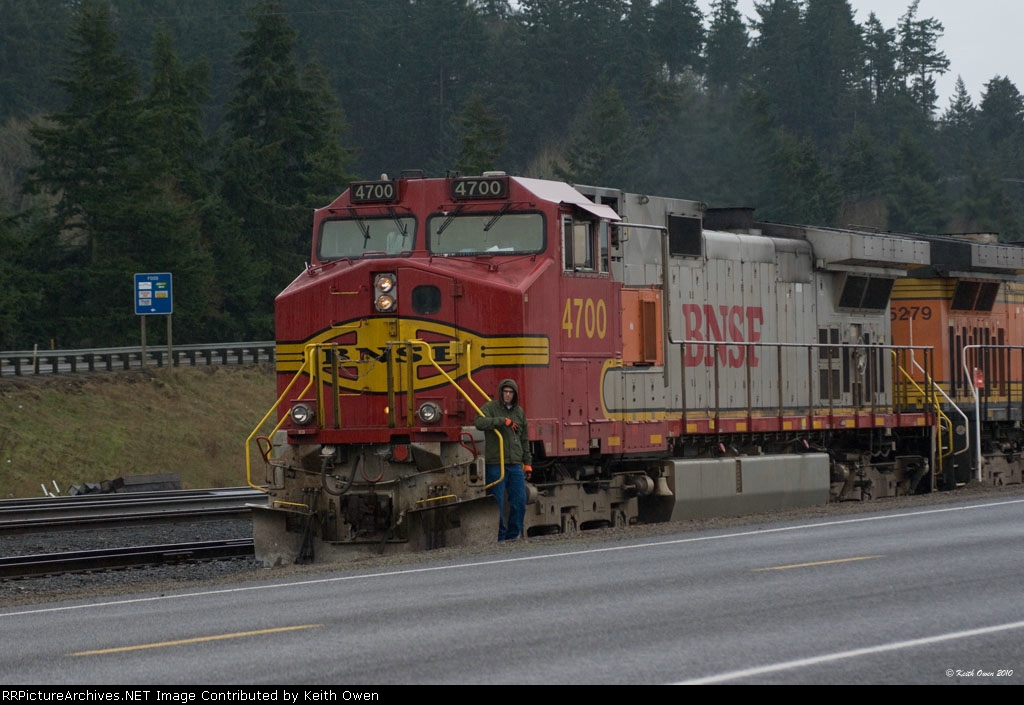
left=350, top=180, right=398, bottom=203
left=450, top=176, right=508, bottom=200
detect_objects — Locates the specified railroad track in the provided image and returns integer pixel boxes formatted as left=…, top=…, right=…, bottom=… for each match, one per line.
left=0, top=487, right=266, bottom=535
left=0, top=539, right=256, bottom=580
left=0, top=488, right=264, bottom=581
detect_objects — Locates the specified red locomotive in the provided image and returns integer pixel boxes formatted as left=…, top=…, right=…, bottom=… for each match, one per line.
left=246, top=171, right=1019, bottom=566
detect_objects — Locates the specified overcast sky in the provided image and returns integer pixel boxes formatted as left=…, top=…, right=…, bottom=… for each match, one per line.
left=700, top=0, right=1017, bottom=108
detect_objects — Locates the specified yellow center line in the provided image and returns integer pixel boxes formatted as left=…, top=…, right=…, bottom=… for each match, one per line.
left=753, top=555, right=884, bottom=572
left=71, top=624, right=323, bottom=656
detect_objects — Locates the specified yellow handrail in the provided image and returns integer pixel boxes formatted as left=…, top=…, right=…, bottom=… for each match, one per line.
left=408, top=338, right=506, bottom=490
left=244, top=343, right=318, bottom=493
left=891, top=350, right=949, bottom=486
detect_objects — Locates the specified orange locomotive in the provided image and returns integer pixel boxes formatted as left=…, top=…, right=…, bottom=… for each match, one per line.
left=889, top=233, right=1024, bottom=490
left=246, top=172, right=997, bottom=566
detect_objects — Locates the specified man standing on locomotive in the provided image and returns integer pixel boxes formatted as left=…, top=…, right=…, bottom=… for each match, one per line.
left=475, top=379, right=532, bottom=541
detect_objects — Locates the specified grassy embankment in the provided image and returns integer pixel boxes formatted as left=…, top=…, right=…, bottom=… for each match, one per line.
left=0, top=365, right=277, bottom=499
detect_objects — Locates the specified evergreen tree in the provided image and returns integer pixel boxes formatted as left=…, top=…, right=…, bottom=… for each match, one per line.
left=861, top=12, right=899, bottom=104
left=555, top=85, right=641, bottom=189
left=957, top=161, right=1021, bottom=240
left=142, top=32, right=212, bottom=198
left=886, top=132, right=947, bottom=233
left=22, top=0, right=159, bottom=346
left=24, top=0, right=142, bottom=266
left=396, top=0, right=492, bottom=173
left=516, top=1, right=632, bottom=160
left=972, top=76, right=1024, bottom=233
left=704, top=0, right=749, bottom=92
left=651, top=0, right=705, bottom=80
left=942, top=77, right=978, bottom=132
left=454, top=92, right=507, bottom=175
left=116, top=0, right=252, bottom=132
left=0, top=211, right=50, bottom=350
left=0, top=0, right=75, bottom=120
left=838, top=125, right=888, bottom=201
left=219, top=1, right=354, bottom=336
left=137, top=30, right=225, bottom=343
left=621, top=0, right=658, bottom=89
left=798, top=0, right=864, bottom=154
left=0, top=117, right=36, bottom=214
left=896, top=0, right=949, bottom=115
left=834, top=126, right=890, bottom=229
left=936, top=76, right=978, bottom=178
left=749, top=0, right=803, bottom=131
left=975, top=76, right=1024, bottom=154
left=633, top=70, right=706, bottom=196
left=760, top=129, right=840, bottom=225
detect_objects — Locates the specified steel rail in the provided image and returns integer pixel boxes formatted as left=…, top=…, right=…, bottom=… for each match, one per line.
left=0, top=539, right=256, bottom=580
left=0, top=488, right=266, bottom=536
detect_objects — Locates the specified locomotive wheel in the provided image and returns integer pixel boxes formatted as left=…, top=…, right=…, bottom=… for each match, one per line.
left=526, top=524, right=560, bottom=537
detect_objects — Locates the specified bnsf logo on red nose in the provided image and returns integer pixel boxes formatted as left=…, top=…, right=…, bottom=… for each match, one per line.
left=682, top=304, right=765, bottom=368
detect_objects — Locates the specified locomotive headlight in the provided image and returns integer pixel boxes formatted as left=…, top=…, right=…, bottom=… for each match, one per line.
left=416, top=402, right=442, bottom=424
left=375, top=273, right=395, bottom=293
left=374, top=273, right=397, bottom=312
left=375, top=293, right=396, bottom=312
left=290, top=403, right=315, bottom=426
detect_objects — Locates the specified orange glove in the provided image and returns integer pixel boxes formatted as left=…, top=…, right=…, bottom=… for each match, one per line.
left=524, top=465, right=532, bottom=476
left=504, top=417, right=520, bottom=432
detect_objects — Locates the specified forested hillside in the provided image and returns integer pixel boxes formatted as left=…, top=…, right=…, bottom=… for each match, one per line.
left=1, top=0, right=1022, bottom=350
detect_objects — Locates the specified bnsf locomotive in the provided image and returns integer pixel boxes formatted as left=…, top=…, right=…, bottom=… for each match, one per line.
left=246, top=171, right=1024, bottom=566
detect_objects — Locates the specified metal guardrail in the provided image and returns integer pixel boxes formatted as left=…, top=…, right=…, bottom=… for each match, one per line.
left=0, top=341, right=276, bottom=377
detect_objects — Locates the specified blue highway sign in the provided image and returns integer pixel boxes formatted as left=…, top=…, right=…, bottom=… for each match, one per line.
left=134, top=272, right=173, bottom=315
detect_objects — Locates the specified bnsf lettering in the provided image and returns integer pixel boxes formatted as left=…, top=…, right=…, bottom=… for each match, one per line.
left=682, top=304, right=764, bottom=368
left=322, top=343, right=453, bottom=365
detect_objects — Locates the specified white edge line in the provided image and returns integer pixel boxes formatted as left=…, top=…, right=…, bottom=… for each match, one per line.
left=674, top=619, right=1024, bottom=684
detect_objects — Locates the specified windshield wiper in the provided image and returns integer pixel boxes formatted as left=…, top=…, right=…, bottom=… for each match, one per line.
left=436, top=205, right=464, bottom=236
left=387, top=208, right=408, bottom=237
left=347, top=207, right=371, bottom=247
left=483, top=203, right=510, bottom=232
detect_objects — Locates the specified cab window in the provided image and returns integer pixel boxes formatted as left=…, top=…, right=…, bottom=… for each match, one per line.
left=563, top=216, right=608, bottom=273
left=319, top=216, right=416, bottom=259
left=427, top=212, right=543, bottom=255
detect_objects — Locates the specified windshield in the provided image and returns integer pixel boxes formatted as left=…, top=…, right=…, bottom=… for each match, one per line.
left=427, top=212, right=544, bottom=255
left=319, top=216, right=417, bottom=259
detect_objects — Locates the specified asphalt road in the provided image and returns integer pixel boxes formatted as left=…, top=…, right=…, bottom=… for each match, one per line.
left=2, top=492, right=1022, bottom=686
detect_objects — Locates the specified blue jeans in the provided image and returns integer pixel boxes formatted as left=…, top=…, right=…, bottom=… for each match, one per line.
left=485, top=463, right=526, bottom=541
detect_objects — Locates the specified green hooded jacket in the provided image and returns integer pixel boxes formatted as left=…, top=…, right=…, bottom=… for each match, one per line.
left=474, top=378, right=532, bottom=466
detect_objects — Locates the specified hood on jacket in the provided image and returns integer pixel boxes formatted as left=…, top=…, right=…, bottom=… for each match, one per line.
left=498, top=378, right=519, bottom=407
